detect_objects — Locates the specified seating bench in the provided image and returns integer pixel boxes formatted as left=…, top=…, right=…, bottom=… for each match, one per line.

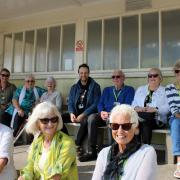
left=65, top=123, right=173, bottom=164
left=151, top=129, right=173, bottom=164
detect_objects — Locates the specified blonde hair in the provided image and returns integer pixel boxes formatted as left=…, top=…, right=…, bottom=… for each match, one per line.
left=26, top=102, right=63, bottom=135
left=109, top=104, right=139, bottom=128
left=173, top=60, right=180, bottom=71
left=148, top=67, right=163, bottom=81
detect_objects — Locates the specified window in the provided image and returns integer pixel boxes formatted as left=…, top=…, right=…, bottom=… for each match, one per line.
left=3, top=34, right=13, bottom=71
left=87, top=20, right=102, bottom=70
left=86, top=9, right=180, bottom=70
left=3, top=23, right=75, bottom=73
left=162, top=10, right=180, bottom=67
left=122, top=15, right=138, bottom=69
left=104, top=18, right=119, bottom=70
left=25, top=31, right=34, bottom=72
left=141, top=12, right=159, bottom=68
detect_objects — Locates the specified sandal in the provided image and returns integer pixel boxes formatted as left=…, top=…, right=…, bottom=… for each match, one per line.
left=76, top=146, right=84, bottom=157
left=174, top=169, right=180, bottom=179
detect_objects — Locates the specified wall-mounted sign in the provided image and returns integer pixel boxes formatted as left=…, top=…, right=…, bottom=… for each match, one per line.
left=75, top=40, right=84, bottom=51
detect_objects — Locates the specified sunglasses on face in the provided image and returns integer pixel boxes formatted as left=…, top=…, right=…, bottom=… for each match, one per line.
left=1, top=74, right=9, bottom=77
left=39, top=116, right=58, bottom=124
left=109, top=122, right=134, bottom=131
left=175, top=70, right=180, bottom=74
left=112, top=75, right=121, bottom=79
left=148, top=74, right=159, bottom=78
left=26, top=80, right=35, bottom=83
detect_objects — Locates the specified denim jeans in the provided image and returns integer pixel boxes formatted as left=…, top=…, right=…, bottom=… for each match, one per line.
left=169, top=116, right=180, bottom=156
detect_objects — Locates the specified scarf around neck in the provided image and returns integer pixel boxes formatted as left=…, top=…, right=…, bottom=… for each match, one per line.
left=103, top=137, right=141, bottom=180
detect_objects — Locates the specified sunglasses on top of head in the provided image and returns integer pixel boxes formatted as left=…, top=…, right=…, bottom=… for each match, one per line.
left=39, top=116, right=58, bottom=124
left=109, top=122, right=134, bottom=131
left=148, top=74, right=159, bottom=78
left=175, top=70, right=180, bottom=74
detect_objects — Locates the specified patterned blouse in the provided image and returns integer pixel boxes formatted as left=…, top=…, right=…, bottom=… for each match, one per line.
left=20, top=130, right=78, bottom=180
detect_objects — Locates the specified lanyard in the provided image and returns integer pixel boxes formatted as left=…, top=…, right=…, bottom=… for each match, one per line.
left=113, top=88, right=121, bottom=102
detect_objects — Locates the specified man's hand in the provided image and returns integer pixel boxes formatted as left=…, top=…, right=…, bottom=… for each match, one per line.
left=76, top=113, right=85, bottom=122
left=100, top=111, right=109, bottom=121
left=70, top=113, right=77, bottom=123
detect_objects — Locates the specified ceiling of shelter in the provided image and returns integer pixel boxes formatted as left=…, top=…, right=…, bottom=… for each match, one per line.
left=0, top=0, right=109, bottom=20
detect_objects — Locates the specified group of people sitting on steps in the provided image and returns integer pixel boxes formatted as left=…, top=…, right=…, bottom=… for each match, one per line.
left=1, top=60, right=180, bottom=179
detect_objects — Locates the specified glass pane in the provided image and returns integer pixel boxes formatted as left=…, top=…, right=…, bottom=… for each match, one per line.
left=62, top=24, right=75, bottom=71
left=3, top=34, right=12, bottom=71
left=49, top=26, right=60, bottom=72
left=104, top=18, right=119, bottom=70
left=36, top=28, right=47, bottom=72
left=87, top=20, right=101, bottom=70
left=25, top=31, right=34, bottom=72
left=141, top=13, right=159, bottom=68
left=122, top=16, right=138, bottom=69
left=14, top=33, right=23, bottom=73
left=162, top=10, right=180, bottom=67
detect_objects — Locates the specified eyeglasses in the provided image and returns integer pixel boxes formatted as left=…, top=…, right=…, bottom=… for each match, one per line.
left=1, top=74, right=9, bottom=77
left=39, top=116, right=58, bottom=124
left=109, top=123, right=134, bottom=131
left=26, top=80, right=35, bottom=83
left=175, top=70, right=180, bottom=74
left=148, top=74, right=159, bottom=78
left=112, top=75, right=121, bottom=79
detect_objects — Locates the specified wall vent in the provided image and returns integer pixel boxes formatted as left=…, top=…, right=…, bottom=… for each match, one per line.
left=125, top=0, right=152, bottom=11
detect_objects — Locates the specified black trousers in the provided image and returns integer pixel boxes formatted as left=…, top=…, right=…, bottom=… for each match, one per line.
left=62, top=113, right=107, bottom=150
left=139, top=118, right=158, bottom=144
left=1, top=112, right=26, bottom=137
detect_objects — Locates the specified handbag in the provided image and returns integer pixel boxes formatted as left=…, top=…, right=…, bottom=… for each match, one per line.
left=138, top=112, right=156, bottom=122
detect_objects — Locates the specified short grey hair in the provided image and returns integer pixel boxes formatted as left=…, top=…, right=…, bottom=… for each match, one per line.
left=113, top=69, right=125, bottom=78
left=109, top=104, right=139, bottom=128
left=26, top=102, right=63, bottom=135
left=24, top=74, right=35, bottom=82
left=45, top=76, right=56, bottom=86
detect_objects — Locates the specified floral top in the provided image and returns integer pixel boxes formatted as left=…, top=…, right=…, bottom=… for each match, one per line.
left=6, top=86, right=45, bottom=115
left=20, top=130, right=78, bottom=180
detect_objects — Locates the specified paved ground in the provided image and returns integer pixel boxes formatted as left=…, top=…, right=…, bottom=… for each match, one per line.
left=13, top=145, right=177, bottom=180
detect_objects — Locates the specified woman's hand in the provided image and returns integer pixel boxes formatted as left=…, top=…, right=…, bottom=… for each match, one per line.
left=145, top=106, right=157, bottom=113
left=17, top=109, right=25, bottom=117
left=17, top=176, right=24, bottom=180
left=50, top=174, right=61, bottom=180
left=134, top=106, right=146, bottom=112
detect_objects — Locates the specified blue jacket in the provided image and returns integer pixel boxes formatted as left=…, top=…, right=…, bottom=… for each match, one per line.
left=68, top=77, right=101, bottom=116
left=98, top=85, right=135, bottom=113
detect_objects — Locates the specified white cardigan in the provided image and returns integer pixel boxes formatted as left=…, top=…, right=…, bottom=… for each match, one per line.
left=92, top=144, right=157, bottom=180
left=0, top=124, right=17, bottom=180
left=132, top=85, right=169, bottom=123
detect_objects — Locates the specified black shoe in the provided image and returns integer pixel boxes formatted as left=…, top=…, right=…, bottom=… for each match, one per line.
left=78, top=152, right=97, bottom=162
